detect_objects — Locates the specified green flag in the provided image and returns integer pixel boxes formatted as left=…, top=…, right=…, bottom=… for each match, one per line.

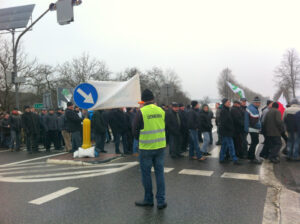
left=227, top=82, right=245, bottom=98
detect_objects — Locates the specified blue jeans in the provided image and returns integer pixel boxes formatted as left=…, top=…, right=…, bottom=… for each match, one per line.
left=201, top=132, right=210, bottom=153
left=189, top=129, right=203, bottom=159
left=139, top=149, right=165, bottom=205
left=71, top=131, right=82, bottom=152
left=287, top=132, right=299, bottom=159
left=10, top=130, right=20, bottom=150
left=220, top=137, right=238, bottom=162
left=133, top=138, right=139, bottom=153
left=95, top=133, right=106, bottom=153
left=114, top=132, right=128, bottom=154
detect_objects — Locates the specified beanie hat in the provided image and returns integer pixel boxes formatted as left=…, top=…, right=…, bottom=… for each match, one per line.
left=222, top=98, right=229, bottom=105
left=266, top=100, right=273, bottom=106
left=67, top=102, right=73, bottom=107
left=240, top=98, right=247, bottom=102
left=191, top=100, right=198, bottom=108
left=272, top=102, right=279, bottom=109
left=253, top=96, right=261, bottom=103
left=171, top=102, right=179, bottom=107
left=141, top=89, right=154, bottom=102
left=24, top=105, right=30, bottom=110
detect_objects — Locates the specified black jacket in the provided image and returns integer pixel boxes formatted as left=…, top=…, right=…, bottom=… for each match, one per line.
left=187, top=108, right=200, bottom=130
left=166, top=110, right=181, bottom=136
left=45, top=113, right=58, bottom=131
left=8, top=115, right=22, bottom=132
left=219, top=106, right=234, bottom=137
left=1, top=118, right=10, bottom=135
left=179, top=110, right=188, bottom=132
left=109, top=109, right=127, bottom=134
left=230, top=106, right=244, bottom=135
left=92, top=110, right=108, bottom=134
left=21, top=112, right=40, bottom=134
left=199, top=110, right=213, bottom=133
left=65, top=108, right=82, bottom=133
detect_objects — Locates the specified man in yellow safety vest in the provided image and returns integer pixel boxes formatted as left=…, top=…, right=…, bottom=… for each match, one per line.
left=132, top=89, right=167, bottom=209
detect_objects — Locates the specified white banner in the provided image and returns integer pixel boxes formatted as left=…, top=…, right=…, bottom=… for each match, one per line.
left=88, top=75, right=141, bottom=110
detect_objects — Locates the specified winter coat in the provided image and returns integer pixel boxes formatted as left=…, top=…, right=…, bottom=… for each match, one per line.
left=230, top=106, right=244, bottom=135
left=215, top=105, right=222, bottom=126
left=65, top=108, right=82, bottom=133
left=187, top=108, right=200, bottom=130
left=244, top=104, right=261, bottom=133
left=40, top=114, right=47, bottom=131
left=295, top=111, right=300, bottom=137
left=57, top=114, right=65, bottom=131
left=179, top=110, right=188, bottom=132
left=199, top=110, right=213, bottom=133
left=166, top=110, right=181, bottom=136
left=283, top=104, right=300, bottom=133
left=8, top=115, right=22, bottom=132
left=21, top=112, right=40, bottom=134
left=92, top=110, right=108, bottom=134
left=219, top=106, right=234, bottom=137
left=45, top=113, right=58, bottom=131
left=264, top=108, right=284, bottom=137
left=1, top=118, right=10, bottom=135
left=109, top=109, right=127, bottom=134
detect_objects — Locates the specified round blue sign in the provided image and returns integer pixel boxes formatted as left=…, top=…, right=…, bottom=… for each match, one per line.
left=73, top=83, right=98, bottom=109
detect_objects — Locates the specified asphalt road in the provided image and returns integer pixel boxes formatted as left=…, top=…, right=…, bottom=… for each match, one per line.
left=0, top=134, right=267, bottom=224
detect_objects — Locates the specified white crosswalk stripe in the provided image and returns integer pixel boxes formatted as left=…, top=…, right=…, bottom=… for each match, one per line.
left=179, top=169, right=214, bottom=176
left=151, top=167, right=174, bottom=173
left=221, top=172, right=260, bottom=181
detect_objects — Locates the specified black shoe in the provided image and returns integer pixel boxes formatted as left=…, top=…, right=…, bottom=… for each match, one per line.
left=233, top=160, right=242, bottom=165
left=216, top=141, right=221, bottom=145
left=177, top=154, right=184, bottom=158
left=157, top=203, right=167, bottom=209
left=135, top=201, right=154, bottom=207
left=204, top=152, right=211, bottom=156
left=270, top=158, right=280, bottom=164
left=100, top=150, right=107, bottom=153
left=219, top=160, right=229, bottom=164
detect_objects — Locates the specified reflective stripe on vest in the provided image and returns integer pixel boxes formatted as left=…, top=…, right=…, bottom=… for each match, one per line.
left=139, top=104, right=166, bottom=150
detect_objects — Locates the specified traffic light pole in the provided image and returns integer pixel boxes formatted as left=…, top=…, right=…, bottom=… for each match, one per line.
left=13, top=7, right=50, bottom=109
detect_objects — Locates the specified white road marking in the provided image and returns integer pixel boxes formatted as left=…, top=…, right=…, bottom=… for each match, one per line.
left=221, top=172, right=259, bottom=181
left=29, top=187, right=79, bottom=205
left=0, top=152, right=67, bottom=167
left=179, top=169, right=214, bottom=176
left=0, top=150, right=10, bottom=153
left=0, top=161, right=139, bottom=183
left=151, top=167, right=174, bottom=173
left=0, top=164, right=55, bottom=172
left=210, top=146, right=220, bottom=158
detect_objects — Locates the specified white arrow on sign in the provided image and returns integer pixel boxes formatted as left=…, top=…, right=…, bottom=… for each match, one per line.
left=77, top=88, right=94, bottom=104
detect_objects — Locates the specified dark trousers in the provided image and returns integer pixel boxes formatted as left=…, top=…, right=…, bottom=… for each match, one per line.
left=181, top=130, right=189, bottom=152
left=139, top=149, right=165, bottom=205
left=26, top=133, right=38, bottom=152
left=233, top=134, right=244, bottom=158
left=40, top=129, right=47, bottom=149
left=127, top=131, right=133, bottom=154
left=10, top=130, right=21, bottom=150
left=217, top=126, right=222, bottom=143
left=260, top=135, right=270, bottom=159
left=248, top=133, right=259, bottom=160
left=71, top=131, right=82, bottom=152
left=198, top=130, right=203, bottom=142
left=114, top=132, right=128, bottom=154
left=269, top=136, right=282, bottom=160
left=57, top=131, right=63, bottom=149
left=209, top=131, right=213, bottom=144
left=95, top=133, right=106, bottom=153
left=169, top=134, right=182, bottom=157
left=46, top=130, right=59, bottom=150
left=242, top=133, right=248, bottom=156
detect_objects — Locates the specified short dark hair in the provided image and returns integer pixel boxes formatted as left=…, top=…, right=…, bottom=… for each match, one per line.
left=272, top=102, right=279, bottom=109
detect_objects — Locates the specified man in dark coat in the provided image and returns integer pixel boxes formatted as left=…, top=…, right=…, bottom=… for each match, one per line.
left=92, top=110, right=108, bottom=156
left=179, top=103, right=189, bottom=153
left=230, top=101, right=244, bottom=158
left=263, top=102, right=285, bottom=163
left=9, top=109, right=22, bottom=151
left=40, top=108, right=48, bottom=149
left=65, top=102, right=82, bottom=153
left=199, top=104, right=213, bottom=156
left=1, top=114, right=11, bottom=149
left=30, top=107, right=41, bottom=152
left=45, top=108, right=59, bottom=152
left=166, top=102, right=183, bottom=158
left=22, top=106, right=40, bottom=154
left=219, top=99, right=240, bottom=165
left=215, top=102, right=222, bottom=145
left=109, top=108, right=129, bottom=154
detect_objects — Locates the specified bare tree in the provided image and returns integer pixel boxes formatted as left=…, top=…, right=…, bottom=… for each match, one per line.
left=217, top=68, right=237, bottom=100
left=57, top=53, right=111, bottom=88
left=275, top=48, right=300, bottom=98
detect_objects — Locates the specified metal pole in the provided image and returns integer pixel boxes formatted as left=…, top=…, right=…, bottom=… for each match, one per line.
left=13, top=8, right=50, bottom=109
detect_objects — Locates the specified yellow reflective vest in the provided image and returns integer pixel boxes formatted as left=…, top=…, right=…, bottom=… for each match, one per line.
left=139, top=104, right=166, bottom=150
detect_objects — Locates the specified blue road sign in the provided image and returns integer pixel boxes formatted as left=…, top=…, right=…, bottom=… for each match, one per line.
left=73, top=83, right=98, bottom=109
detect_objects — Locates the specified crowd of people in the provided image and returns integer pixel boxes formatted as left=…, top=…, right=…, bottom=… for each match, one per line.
left=0, top=94, right=299, bottom=164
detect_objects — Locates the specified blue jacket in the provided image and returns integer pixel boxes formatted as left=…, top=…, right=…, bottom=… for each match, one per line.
left=244, top=104, right=261, bottom=133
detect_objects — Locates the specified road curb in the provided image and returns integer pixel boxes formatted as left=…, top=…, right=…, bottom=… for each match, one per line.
left=47, top=156, right=122, bottom=166
left=260, top=160, right=300, bottom=224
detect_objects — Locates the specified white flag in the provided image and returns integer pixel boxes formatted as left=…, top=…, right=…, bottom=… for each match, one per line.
left=226, top=81, right=245, bottom=98
left=88, top=75, right=141, bottom=110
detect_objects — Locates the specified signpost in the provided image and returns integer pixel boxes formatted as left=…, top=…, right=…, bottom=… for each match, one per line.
left=73, top=83, right=98, bottom=110
left=34, top=103, right=44, bottom=109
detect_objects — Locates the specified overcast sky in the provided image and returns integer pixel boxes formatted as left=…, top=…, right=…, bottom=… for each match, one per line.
left=1, top=0, right=300, bottom=100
